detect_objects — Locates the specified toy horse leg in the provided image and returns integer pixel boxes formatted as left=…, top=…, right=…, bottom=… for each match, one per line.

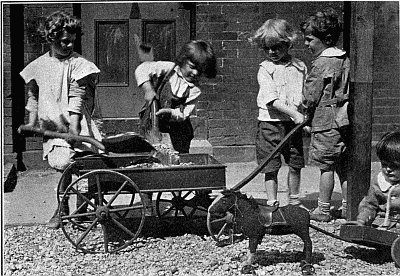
left=241, top=237, right=259, bottom=274
left=295, top=229, right=315, bottom=275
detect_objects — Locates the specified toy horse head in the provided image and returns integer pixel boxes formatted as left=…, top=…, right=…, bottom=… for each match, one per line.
left=208, top=189, right=255, bottom=215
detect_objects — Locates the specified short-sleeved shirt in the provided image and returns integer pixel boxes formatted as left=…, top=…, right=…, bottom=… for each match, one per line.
left=135, top=61, right=201, bottom=120
left=20, top=51, right=101, bottom=158
left=257, top=57, right=307, bottom=122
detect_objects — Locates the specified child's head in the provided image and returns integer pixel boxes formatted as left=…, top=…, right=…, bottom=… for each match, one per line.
left=43, top=11, right=82, bottom=43
left=376, top=130, right=400, bottom=184
left=42, top=11, right=82, bottom=59
left=175, top=40, right=217, bottom=82
left=250, top=18, right=297, bottom=62
left=300, top=8, right=343, bottom=48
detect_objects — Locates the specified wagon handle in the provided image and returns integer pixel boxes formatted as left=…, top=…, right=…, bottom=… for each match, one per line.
left=231, top=119, right=309, bottom=192
left=18, top=125, right=106, bottom=151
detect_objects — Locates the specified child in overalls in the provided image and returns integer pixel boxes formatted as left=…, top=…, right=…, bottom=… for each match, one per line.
left=300, top=8, right=350, bottom=222
left=352, top=131, right=400, bottom=231
left=135, top=40, right=217, bottom=213
left=249, top=18, right=307, bottom=207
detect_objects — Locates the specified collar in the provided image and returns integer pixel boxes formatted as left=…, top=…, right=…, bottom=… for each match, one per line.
left=320, top=47, right=346, bottom=58
left=377, top=171, right=396, bottom=192
left=174, top=66, right=195, bottom=88
left=260, top=56, right=306, bottom=74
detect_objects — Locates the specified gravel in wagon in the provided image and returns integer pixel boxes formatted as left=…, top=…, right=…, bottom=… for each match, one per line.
left=3, top=219, right=400, bottom=276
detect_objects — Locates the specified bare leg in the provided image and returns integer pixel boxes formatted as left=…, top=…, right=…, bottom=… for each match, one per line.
left=318, top=170, right=335, bottom=203
left=288, top=166, right=301, bottom=200
left=337, top=166, right=348, bottom=218
left=264, top=171, right=278, bottom=205
left=310, top=169, right=334, bottom=221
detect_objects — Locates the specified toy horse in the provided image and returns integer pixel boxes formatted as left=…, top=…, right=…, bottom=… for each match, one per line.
left=208, top=189, right=315, bottom=275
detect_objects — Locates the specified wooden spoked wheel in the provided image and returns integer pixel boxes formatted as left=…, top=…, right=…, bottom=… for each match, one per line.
left=391, top=236, right=400, bottom=267
left=207, top=210, right=241, bottom=245
left=155, top=191, right=211, bottom=219
left=58, top=169, right=146, bottom=253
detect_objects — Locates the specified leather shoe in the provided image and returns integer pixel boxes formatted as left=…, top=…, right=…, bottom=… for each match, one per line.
left=309, top=207, right=332, bottom=222
left=47, top=201, right=69, bottom=229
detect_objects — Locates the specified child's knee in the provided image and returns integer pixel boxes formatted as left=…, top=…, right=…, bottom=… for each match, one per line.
left=47, top=145, right=75, bottom=171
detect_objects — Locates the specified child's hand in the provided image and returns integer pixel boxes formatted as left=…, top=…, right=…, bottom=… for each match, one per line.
left=303, top=126, right=311, bottom=135
left=156, top=108, right=172, bottom=116
left=292, top=113, right=305, bottom=124
left=144, top=90, right=156, bottom=103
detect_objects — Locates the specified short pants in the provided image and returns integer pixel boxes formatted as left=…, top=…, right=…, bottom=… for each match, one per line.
left=47, top=145, right=75, bottom=171
left=309, top=127, right=349, bottom=172
left=256, top=121, right=305, bottom=174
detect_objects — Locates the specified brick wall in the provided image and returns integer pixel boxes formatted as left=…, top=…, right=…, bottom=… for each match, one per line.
left=196, top=2, right=344, bottom=151
left=2, top=2, right=399, bottom=164
left=3, top=5, right=12, bottom=154
left=372, top=2, right=400, bottom=141
left=196, top=2, right=399, bottom=155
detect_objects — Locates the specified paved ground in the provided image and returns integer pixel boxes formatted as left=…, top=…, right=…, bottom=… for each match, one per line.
left=3, top=161, right=380, bottom=226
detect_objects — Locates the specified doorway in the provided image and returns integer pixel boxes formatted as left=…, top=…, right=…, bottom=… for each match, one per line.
left=80, top=3, right=192, bottom=135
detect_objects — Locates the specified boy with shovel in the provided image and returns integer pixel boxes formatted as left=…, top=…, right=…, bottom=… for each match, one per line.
left=135, top=40, right=217, bottom=214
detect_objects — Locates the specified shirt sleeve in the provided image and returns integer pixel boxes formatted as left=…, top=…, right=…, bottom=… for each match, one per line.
left=356, top=181, right=381, bottom=224
left=71, top=56, right=100, bottom=82
left=135, top=61, right=174, bottom=87
left=171, top=85, right=201, bottom=121
left=68, top=73, right=98, bottom=115
left=257, top=65, right=279, bottom=108
left=170, top=100, right=198, bottom=121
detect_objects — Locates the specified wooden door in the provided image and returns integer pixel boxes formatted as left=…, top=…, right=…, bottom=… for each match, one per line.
left=81, top=3, right=191, bottom=134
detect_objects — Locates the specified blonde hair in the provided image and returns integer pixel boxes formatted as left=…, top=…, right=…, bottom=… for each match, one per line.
left=250, top=18, right=297, bottom=50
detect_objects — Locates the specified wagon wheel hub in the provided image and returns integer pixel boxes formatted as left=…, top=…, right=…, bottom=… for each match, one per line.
left=171, top=196, right=186, bottom=210
left=96, top=206, right=110, bottom=221
left=225, top=212, right=235, bottom=224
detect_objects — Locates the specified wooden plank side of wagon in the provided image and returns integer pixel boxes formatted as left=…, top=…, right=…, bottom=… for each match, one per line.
left=76, top=153, right=226, bottom=192
left=340, top=225, right=399, bottom=248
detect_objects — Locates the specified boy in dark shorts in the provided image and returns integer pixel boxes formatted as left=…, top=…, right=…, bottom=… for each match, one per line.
left=301, top=8, right=350, bottom=221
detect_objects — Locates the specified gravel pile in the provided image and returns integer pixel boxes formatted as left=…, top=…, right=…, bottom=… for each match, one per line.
left=3, top=219, right=400, bottom=276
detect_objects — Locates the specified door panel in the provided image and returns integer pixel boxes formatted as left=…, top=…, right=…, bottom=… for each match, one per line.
left=81, top=3, right=190, bottom=132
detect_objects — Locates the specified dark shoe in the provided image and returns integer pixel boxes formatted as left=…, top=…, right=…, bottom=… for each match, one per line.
left=47, top=201, right=69, bottom=229
left=309, top=207, right=332, bottom=222
left=47, top=211, right=62, bottom=229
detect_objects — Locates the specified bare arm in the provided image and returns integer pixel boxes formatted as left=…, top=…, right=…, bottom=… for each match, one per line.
left=25, top=80, right=39, bottom=126
left=139, top=80, right=157, bottom=103
left=271, top=99, right=305, bottom=124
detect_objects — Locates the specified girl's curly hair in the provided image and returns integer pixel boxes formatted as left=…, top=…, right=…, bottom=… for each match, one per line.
left=41, top=11, right=83, bottom=42
left=300, top=7, right=343, bottom=47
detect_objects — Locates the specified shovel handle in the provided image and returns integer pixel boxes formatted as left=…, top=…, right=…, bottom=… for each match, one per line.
left=151, top=100, right=160, bottom=134
left=18, top=125, right=105, bottom=151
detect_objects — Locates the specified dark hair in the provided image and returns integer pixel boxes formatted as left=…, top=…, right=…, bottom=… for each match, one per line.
left=175, top=40, right=217, bottom=78
left=300, top=7, right=343, bottom=47
left=43, top=11, right=83, bottom=42
left=376, top=130, right=400, bottom=165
